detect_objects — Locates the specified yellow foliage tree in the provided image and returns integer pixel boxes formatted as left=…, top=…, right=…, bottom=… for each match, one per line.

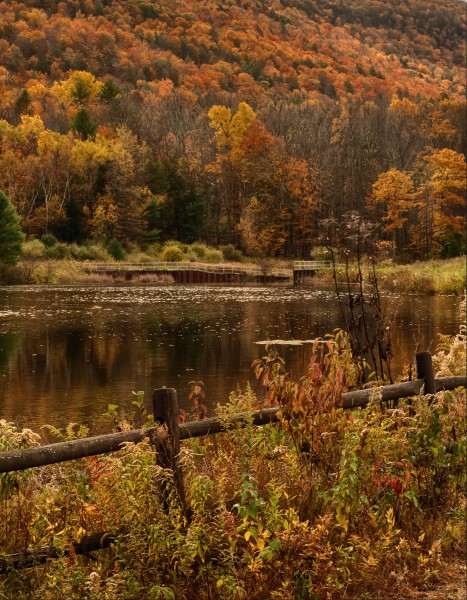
left=51, top=71, right=103, bottom=108
left=420, top=148, right=466, bottom=256
left=208, top=101, right=256, bottom=161
left=372, top=168, right=415, bottom=232
left=90, top=195, right=119, bottom=241
left=371, top=168, right=416, bottom=255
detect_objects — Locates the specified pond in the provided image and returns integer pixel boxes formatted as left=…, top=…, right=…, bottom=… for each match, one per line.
left=0, top=284, right=462, bottom=432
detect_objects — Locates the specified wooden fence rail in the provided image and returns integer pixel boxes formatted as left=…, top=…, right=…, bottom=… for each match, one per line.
left=0, top=365, right=464, bottom=475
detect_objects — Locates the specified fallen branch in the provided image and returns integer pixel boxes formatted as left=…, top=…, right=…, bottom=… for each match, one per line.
left=0, top=532, right=117, bottom=572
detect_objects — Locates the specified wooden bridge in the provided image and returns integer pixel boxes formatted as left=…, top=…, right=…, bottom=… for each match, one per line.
left=293, top=261, right=332, bottom=284
left=85, top=261, right=291, bottom=283
left=84, top=261, right=331, bottom=284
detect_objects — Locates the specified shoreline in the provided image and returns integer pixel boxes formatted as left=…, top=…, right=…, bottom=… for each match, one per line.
left=1, top=256, right=465, bottom=295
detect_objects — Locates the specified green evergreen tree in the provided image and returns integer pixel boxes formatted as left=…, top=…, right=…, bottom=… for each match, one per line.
left=145, top=158, right=169, bottom=194
left=107, top=239, right=126, bottom=261
left=100, top=80, right=121, bottom=103
left=71, top=79, right=92, bottom=104
left=0, top=190, right=25, bottom=266
left=143, top=159, right=205, bottom=243
left=71, top=108, right=97, bottom=140
left=165, top=162, right=205, bottom=243
left=142, top=196, right=162, bottom=244
left=174, top=185, right=205, bottom=243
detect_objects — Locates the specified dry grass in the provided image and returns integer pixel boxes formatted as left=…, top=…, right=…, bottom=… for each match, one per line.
left=315, top=257, right=466, bottom=295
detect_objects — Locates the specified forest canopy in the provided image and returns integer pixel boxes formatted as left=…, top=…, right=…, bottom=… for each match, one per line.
left=0, top=0, right=465, bottom=259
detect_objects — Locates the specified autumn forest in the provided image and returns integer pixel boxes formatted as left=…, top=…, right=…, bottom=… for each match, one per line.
left=0, top=0, right=466, bottom=259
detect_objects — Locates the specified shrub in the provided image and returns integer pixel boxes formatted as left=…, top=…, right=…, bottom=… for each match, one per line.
left=160, top=245, right=184, bottom=262
left=204, top=248, right=223, bottom=263
left=45, top=243, right=71, bottom=259
left=69, top=243, right=111, bottom=261
left=107, top=239, right=126, bottom=261
left=145, top=243, right=162, bottom=258
left=220, top=244, right=244, bottom=262
left=0, top=264, right=30, bottom=284
left=41, top=233, right=58, bottom=248
left=184, top=250, right=198, bottom=262
left=127, top=251, right=154, bottom=263
left=190, top=243, right=208, bottom=260
left=20, top=239, right=46, bottom=259
left=163, top=240, right=187, bottom=252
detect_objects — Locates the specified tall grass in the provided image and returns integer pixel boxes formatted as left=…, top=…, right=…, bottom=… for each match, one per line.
left=375, top=257, right=466, bottom=295
left=317, top=257, right=466, bottom=295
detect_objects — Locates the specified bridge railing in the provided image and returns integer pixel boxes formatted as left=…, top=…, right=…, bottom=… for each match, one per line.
left=293, top=261, right=332, bottom=269
left=85, top=260, right=333, bottom=277
left=85, top=261, right=292, bottom=277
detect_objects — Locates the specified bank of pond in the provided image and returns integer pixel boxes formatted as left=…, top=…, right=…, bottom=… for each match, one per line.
left=1, top=253, right=465, bottom=296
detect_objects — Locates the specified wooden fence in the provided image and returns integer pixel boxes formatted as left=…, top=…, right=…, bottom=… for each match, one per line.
left=293, top=260, right=332, bottom=283
left=0, top=351, right=465, bottom=570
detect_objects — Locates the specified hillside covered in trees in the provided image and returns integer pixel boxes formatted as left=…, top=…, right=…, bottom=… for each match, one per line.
left=0, top=0, right=465, bottom=259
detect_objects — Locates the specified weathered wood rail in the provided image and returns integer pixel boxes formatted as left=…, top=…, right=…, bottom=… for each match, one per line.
left=0, top=353, right=464, bottom=475
left=293, top=260, right=332, bottom=284
left=0, top=532, right=118, bottom=572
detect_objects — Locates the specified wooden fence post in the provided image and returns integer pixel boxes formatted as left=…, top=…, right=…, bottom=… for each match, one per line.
left=415, top=351, right=436, bottom=395
left=152, top=387, right=187, bottom=517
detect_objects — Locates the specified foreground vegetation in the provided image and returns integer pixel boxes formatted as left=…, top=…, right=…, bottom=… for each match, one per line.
left=1, top=327, right=465, bottom=599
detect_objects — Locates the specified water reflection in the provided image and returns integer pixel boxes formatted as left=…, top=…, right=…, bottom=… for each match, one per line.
left=0, top=332, right=21, bottom=374
left=0, top=285, right=461, bottom=431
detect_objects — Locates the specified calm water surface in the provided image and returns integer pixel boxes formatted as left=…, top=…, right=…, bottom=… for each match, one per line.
left=0, top=284, right=462, bottom=432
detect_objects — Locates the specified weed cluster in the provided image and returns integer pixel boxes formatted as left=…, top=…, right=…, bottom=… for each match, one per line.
left=432, top=292, right=466, bottom=377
